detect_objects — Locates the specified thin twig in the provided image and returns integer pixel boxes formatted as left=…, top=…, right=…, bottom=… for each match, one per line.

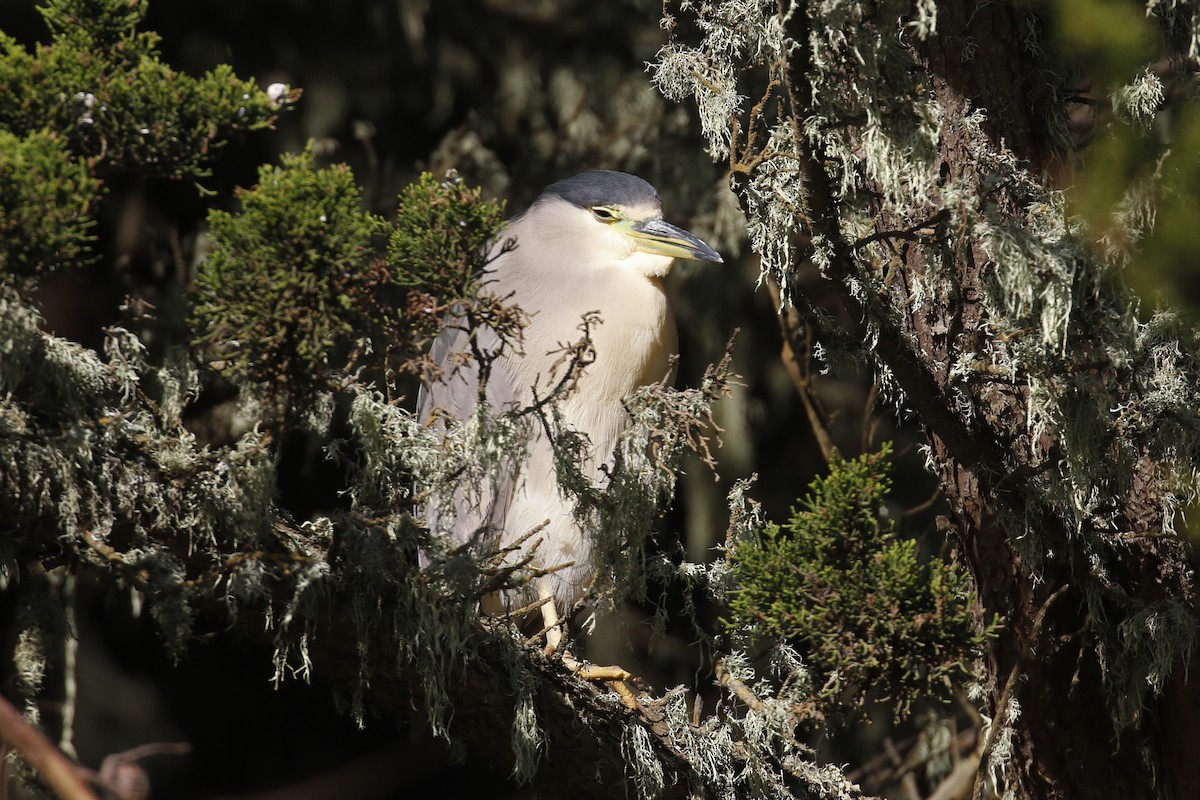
left=767, top=280, right=836, bottom=464
left=503, top=593, right=555, bottom=618
left=973, top=584, right=1070, bottom=800
left=715, top=659, right=764, bottom=713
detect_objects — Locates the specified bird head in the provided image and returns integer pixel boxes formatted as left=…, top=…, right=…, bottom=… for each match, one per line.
left=531, top=170, right=723, bottom=279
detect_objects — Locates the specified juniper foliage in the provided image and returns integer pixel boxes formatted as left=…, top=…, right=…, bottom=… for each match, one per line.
left=727, top=446, right=994, bottom=720
left=0, top=0, right=288, bottom=287
left=0, top=128, right=98, bottom=280
left=0, top=0, right=289, bottom=181
left=192, top=150, right=389, bottom=418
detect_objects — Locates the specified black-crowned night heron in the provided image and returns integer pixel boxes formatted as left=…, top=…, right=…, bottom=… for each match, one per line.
left=419, top=170, right=722, bottom=655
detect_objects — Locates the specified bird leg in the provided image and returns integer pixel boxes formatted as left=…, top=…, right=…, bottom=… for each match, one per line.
left=537, top=581, right=566, bottom=657
left=536, top=581, right=640, bottom=710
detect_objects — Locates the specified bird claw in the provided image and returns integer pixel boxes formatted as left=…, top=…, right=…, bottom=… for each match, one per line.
left=564, top=658, right=634, bottom=683
left=537, top=584, right=641, bottom=710
left=559, top=652, right=641, bottom=711
left=610, top=680, right=642, bottom=711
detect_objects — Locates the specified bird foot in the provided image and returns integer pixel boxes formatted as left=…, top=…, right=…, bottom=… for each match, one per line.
left=559, top=651, right=641, bottom=711
left=538, top=586, right=641, bottom=711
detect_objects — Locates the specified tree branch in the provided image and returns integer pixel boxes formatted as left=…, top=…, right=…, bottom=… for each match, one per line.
left=0, top=692, right=98, bottom=800
left=0, top=288, right=864, bottom=800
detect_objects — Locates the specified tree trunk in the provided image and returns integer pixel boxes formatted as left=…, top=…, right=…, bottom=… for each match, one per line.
left=668, top=0, right=1200, bottom=797
left=916, top=8, right=1200, bottom=797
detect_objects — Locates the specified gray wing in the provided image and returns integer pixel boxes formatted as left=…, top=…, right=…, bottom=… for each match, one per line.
left=416, top=312, right=468, bottom=426
left=417, top=314, right=518, bottom=548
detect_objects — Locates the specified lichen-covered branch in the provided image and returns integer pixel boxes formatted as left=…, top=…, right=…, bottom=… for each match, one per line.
left=0, top=284, right=861, bottom=800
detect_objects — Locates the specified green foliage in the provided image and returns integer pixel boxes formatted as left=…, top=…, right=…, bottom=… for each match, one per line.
left=1138, top=111, right=1200, bottom=306
left=0, top=0, right=290, bottom=180
left=0, top=0, right=294, bottom=287
left=192, top=148, right=392, bottom=418
left=192, top=159, right=510, bottom=423
left=389, top=171, right=507, bottom=296
left=386, top=171, right=515, bottom=365
left=1051, top=0, right=1155, bottom=87
left=726, top=446, right=993, bottom=719
left=0, top=128, right=98, bottom=278
left=1104, top=108, right=1200, bottom=313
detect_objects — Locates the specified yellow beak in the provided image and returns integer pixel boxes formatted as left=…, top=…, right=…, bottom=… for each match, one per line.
left=625, top=218, right=723, bottom=263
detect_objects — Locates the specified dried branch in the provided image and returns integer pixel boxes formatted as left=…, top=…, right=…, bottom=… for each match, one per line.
left=767, top=278, right=836, bottom=464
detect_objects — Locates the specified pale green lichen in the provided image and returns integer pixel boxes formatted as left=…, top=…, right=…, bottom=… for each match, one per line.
left=622, top=723, right=665, bottom=800
left=1112, top=69, right=1165, bottom=127
left=338, top=386, right=548, bottom=764
left=2, top=288, right=279, bottom=658
left=13, top=627, right=47, bottom=724
left=985, top=696, right=1020, bottom=800
left=1147, top=0, right=1200, bottom=58
left=500, top=635, right=545, bottom=784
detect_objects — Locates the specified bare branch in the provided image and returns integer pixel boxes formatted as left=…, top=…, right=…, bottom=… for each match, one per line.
left=0, top=693, right=98, bottom=800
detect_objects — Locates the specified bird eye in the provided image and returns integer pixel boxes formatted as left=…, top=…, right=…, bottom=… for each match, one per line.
left=590, top=206, right=618, bottom=223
